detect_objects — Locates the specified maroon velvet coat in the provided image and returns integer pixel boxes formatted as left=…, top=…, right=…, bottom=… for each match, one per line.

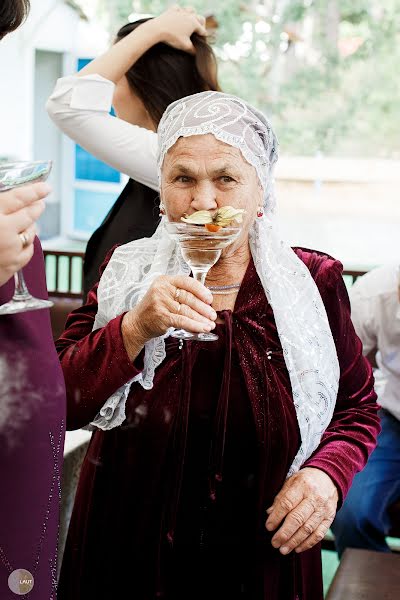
left=56, top=248, right=380, bottom=600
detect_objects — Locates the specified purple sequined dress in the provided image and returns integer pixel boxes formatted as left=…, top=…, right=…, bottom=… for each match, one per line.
left=0, top=238, right=66, bottom=599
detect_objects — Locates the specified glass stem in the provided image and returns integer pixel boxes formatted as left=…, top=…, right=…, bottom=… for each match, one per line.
left=13, top=270, right=31, bottom=300
left=191, top=269, right=208, bottom=286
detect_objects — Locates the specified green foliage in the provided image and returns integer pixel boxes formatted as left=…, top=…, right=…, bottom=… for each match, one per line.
left=283, top=3, right=308, bottom=23
left=82, top=0, right=400, bottom=158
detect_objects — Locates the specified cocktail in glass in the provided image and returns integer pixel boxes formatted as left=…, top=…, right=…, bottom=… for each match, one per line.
left=165, top=220, right=242, bottom=341
left=0, top=161, right=53, bottom=315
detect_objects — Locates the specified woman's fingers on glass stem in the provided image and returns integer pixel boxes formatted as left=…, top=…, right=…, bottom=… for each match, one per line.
left=166, top=297, right=215, bottom=329
left=174, top=288, right=216, bottom=320
left=171, top=276, right=213, bottom=304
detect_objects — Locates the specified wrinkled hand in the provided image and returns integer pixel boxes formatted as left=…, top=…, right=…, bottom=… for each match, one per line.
left=122, top=275, right=217, bottom=353
left=265, top=467, right=339, bottom=554
left=150, top=6, right=207, bottom=54
left=0, top=182, right=49, bottom=286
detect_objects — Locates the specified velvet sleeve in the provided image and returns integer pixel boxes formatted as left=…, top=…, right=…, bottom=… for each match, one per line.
left=56, top=248, right=143, bottom=430
left=302, top=259, right=381, bottom=506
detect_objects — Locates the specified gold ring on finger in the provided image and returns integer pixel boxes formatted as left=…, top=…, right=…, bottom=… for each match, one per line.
left=174, top=288, right=181, bottom=302
left=19, top=232, right=29, bottom=248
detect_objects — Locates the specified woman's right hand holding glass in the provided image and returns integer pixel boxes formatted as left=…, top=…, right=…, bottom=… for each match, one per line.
left=121, top=275, right=216, bottom=359
left=0, top=183, right=50, bottom=287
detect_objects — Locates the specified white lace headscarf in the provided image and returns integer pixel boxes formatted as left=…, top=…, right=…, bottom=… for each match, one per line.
left=93, top=91, right=340, bottom=476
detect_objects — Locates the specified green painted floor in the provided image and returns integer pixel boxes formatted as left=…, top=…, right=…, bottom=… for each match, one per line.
left=322, top=549, right=340, bottom=596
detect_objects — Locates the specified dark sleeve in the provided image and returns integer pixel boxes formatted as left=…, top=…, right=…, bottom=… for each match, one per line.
left=302, top=260, right=381, bottom=506
left=56, top=247, right=143, bottom=430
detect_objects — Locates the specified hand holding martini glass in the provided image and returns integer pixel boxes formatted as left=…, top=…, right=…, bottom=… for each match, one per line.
left=0, top=161, right=53, bottom=315
left=165, top=206, right=244, bottom=342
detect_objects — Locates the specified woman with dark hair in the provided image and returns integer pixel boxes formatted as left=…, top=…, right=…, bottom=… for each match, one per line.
left=0, top=0, right=30, bottom=38
left=47, top=6, right=219, bottom=296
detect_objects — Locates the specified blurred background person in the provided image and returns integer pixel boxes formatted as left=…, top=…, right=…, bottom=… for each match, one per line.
left=0, top=2, right=66, bottom=599
left=46, top=6, right=218, bottom=297
left=332, top=264, right=400, bottom=555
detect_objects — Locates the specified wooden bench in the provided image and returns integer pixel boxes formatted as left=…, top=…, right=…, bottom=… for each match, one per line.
left=326, top=548, right=400, bottom=599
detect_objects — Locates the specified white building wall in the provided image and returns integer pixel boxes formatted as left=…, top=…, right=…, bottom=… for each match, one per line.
left=0, top=0, right=109, bottom=238
left=0, top=32, right=33, bottom=159
left=0, top=1, right=77, bottom=160
left=0, top=0, right=108, bottom=161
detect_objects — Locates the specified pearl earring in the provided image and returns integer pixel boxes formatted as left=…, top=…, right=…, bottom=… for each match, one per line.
left=257, top=207, right=264, bottom=218
left=159, top=201, right=166, bottom=216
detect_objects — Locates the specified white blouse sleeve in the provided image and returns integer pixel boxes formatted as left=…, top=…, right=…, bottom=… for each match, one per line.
left=46, top=74, right=159, bottom=192
left=349, top=276, right=378, bottom=356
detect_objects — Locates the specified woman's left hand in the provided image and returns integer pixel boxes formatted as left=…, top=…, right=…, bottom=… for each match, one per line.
left=150, top=6, right=207, bottom=54
left=265, top=467, right=339, bottom=554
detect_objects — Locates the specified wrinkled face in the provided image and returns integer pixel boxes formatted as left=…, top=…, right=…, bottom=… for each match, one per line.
left=161, top=134, right=263, bottom=243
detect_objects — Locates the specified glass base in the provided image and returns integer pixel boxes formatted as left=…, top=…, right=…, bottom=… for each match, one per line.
left=195, top=332, right=219, bottom=342
left=170, top=329, right=218, bottom=342
left=170, top=329, right=195, bottom=340
left=0, top=296, right=53, bottom=315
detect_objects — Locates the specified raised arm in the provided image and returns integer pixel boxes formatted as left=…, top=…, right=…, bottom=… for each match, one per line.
left=46, top=7, right=207, bottom=191
left=76, top=7, right=206, bottom=84
left=56, top=276, right=145, bottom=430
left=57, top=243, right=216, bottom=430
left=46, top=75, right=159, bottom=190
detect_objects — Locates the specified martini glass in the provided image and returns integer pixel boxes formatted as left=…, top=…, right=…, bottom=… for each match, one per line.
left=165, top=220, right=242, bottom=341
left=0, top=160, right=53, bottom=315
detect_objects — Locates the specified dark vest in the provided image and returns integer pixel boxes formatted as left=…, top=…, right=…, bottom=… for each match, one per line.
left=83, top=179, right=160, bottom=297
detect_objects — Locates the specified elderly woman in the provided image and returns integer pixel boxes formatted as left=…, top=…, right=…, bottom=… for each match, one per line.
left=57, top=92, right=380, bottom=600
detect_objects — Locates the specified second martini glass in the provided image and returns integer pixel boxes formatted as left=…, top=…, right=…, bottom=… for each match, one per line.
left=0, top=160, right=53, bottom=315
left=165, top=220, right=242, bottom=341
